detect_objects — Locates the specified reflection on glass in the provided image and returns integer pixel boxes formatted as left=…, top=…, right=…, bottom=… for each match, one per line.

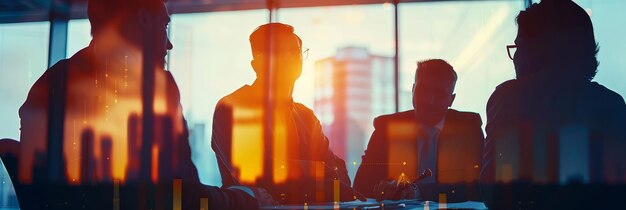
left=279, top=5, right=395, bottom=181
left=168, top=10, right=267, bottom=186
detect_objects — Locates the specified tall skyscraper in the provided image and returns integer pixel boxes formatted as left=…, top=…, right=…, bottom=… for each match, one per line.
left=80, top=128, right=97, bottom=184
left=314, top=47, right=395, bottom=179
left=100, top=137, right=113, bottom=183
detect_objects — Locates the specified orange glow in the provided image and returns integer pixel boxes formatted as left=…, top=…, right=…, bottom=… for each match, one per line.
left=232, top=107, right=264, bottom=184
left=200, top=198, right=208, bottom=210
left=61, top=68, right=144, bottom=182
left=154, top=97, right=167, bottom=114
left=501, top=163, right=513, bottom=183
left=315, top=161, right=325, bottom=202
left=273, top=111, right=288, bottom=184
left=14, top=23, right=189, bottom=184
left=333, top=179, right=340, bottom=204
left=153, top=73, right=169, bottom=115
left=173, top=179, right=182, bottom=210
left=387, top=121, right=419, bottom=180
left=438, top=193, right=447, bottom=208
left=151, top=145, right=159, bottom=183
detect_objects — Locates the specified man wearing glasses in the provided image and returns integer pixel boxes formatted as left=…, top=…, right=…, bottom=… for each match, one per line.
left=481, top=0, right=626, bottom=208
left=211, top=23, right=362, bottom=204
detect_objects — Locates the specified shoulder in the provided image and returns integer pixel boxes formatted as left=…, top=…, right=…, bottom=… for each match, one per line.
left=587, top=82, right=626, bottom=106
left=0, top=138, right=20, bottom=156
left=446, top=109, right=483, bottom=127
left=37, top=59, right=70, bottom=85
left=373, top=110, right=415, bottom=129
left=35, top=47, right=89, bottom=86
left=293, top=102, right=314, bottom=113
left=214, top=86, right=249, bottom=110
left=19, top=59, right=69, bottom=112
left=20, top=47, right=90, bottom=115
left=293, top=102, right=318, bottom=121
left=586, top=82, right=626, bottom=121
left=489, top=79, right=519, bottom=101
left=486, top=79, right=520, bottom=120
left=495, top=79, right=518, bottom=91
left=162, top=71, right=182, bottom=98
left=163, top=71, right=178, bottom=86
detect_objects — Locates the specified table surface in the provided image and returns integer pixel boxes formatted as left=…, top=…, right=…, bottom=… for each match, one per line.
left=261, top=199, right=487, bottom=210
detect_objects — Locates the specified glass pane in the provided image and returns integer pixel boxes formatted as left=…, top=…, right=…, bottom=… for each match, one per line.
left=0, top=22, right=50, bottom=141
left=0, top=21, right=48, bottom=210
left=574, top=0, right=626, bottom=97
left=168, top=10, right=268, bottom=186
left=67, top=19, right=92, bottom=58
left=399, top=1, right=524, bottom=126
left=278, top=4, right=395, bottom=180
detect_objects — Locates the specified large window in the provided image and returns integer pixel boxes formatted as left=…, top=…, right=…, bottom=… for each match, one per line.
left=278, top=4, right=395, bottom=180
left=573, top=0, right=626, bottom=97
left=66, top=19, right=92, bottom=58
left=168, top=10, right=268, bottom=186
left=0, top=21, right=49, bottom=210
left=5, top=0, right=626, bottom=192
left=399, top=1, right=524, bottom=125
left=0, top=22, right=50, bottom=141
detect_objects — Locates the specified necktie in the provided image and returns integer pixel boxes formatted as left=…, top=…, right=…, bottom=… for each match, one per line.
left=418, top=125, right=439, bottom=184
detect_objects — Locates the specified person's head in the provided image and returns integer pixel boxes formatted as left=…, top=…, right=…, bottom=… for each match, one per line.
left=249, top=23, right=303, bottom=85
left=513, top=0, right=598, bottom=81
left=88, top=0, right=173, bottom=68
left=412, top=59, right=457, bottom=126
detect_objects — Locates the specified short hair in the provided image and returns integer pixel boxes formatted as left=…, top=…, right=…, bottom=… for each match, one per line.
left=88, top=0, right=166, bottom=35
left=516, top=0, right=599, bottom=81
left=249, top=23, right=302, bottom=59
left=415, top=59, right=457, bottom=92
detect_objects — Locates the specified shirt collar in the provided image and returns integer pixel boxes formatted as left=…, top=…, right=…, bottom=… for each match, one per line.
left=434, top=117, right=445, bottom=131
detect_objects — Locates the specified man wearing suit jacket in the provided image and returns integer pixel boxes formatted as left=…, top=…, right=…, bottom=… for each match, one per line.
left=3, top=0, right=267, bottom=209
left=353, top=59, right=484, bottom=202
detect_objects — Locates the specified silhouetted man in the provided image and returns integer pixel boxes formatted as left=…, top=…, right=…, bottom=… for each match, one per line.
left=6, top=0, right=264, bottom=209
left=353, top=59, right=484, bottom=202
left=481, top=0, right=626, bottom=209
left=211, top=23, right=361, bottom=204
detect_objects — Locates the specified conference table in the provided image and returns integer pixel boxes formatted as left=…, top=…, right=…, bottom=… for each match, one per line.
left=262, top=199, right=487, bottom=210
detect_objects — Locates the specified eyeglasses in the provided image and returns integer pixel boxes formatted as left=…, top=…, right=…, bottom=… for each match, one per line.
left=302, top=47, right=310, bottom=60
left=506, top=45, right=517, bottom=60
left=256, top=48, right=310, bottom=60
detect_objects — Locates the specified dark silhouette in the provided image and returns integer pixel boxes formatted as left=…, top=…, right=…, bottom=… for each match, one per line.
left=1, top=0, right=261, bottom=209
left=0, top=138, right=19, bottom=185
left=481, top=0, right=626, bottom=209
left=211, top=23, right=362, bottom=204
left=353, top=59, right=484, bottom=202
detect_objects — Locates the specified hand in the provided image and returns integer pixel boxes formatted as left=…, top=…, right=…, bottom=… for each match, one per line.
left=373, top=180, right=417, bottom=202
left=351, top=188, right=368, bottom=202
left=251, top=187, right=279, bottom=207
